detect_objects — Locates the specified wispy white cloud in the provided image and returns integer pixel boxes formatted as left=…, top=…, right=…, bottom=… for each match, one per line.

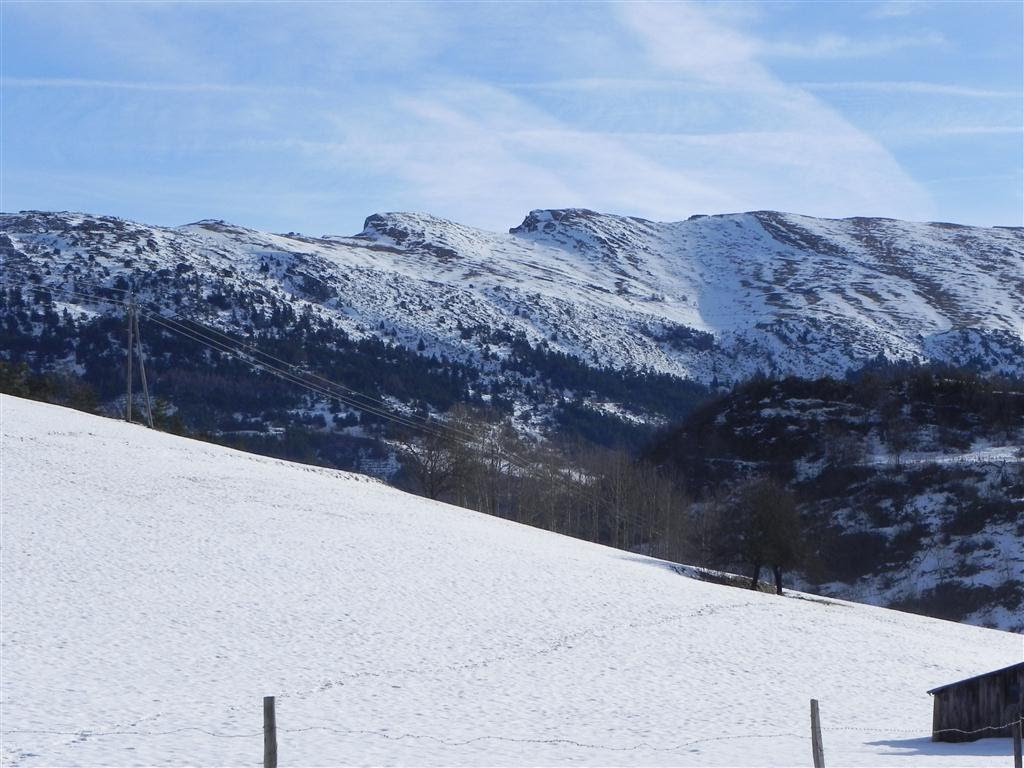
left=616, top=3, right=934, bottom=221
left=868, top=1, right=931, bottom=20
left=297, top=82, right=736, bottom=229
left=799, top=80, right=1020, bottom=98
left=511, top=76, right=1019, bottom=101
left=886, top=125, right=1023, bottom=137
left=5, top=0, right=1016, bottom=231
left=921, top=172, right=1021, bottom=184
left=506, top=77, right=726, bottom=94
left=3, top=168, right=341, bottom=230
left=4, top=2, right=450, bottom=87
left=615, top=3, right=770, bottom=89
left=0, top=77, right=307, bottom=94
left=5, top=2, right=222, bottom=82
left=762, top=31, right=945, bottom=59
left=234, top=4, right=943, bottom=226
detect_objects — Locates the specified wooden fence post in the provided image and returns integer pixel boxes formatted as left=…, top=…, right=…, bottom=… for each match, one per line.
left=810, top=699, right=825, bottom=768
left=264, top=696, right=277, bottom=768
left=1012, top=715, right=1021, bottom=768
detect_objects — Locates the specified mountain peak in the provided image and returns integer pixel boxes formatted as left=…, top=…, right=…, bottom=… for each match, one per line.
left=510, top=208, right=637, bottom=237
left=355, top=212, right=491, bottom=262
left=508, top=208, right=664, bottom=265
left=358, top=211, right=474, bottom=240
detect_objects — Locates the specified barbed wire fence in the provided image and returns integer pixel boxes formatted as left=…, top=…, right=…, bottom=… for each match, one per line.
left=5, top=698, right=1022, bottom=768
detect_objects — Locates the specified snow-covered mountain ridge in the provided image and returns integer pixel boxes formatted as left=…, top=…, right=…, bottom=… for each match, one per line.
left=3, top=394, right=1021, bottom=767
left=4, top=207, right=1022, bottom=385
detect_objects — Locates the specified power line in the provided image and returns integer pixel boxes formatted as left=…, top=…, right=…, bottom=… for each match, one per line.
left=4, top=271, right=624, bottom=474
left=144, top=311, right=491, bottom=449
left=2, top=275, right=554, bottom=486
left=2, top=274, right=467, bottom=443
left=3, top=273, right=560, bottom=453
left=0, top=273, right=669, bottom=529
left=3, top=268, right=496, bottom=441
left=2, top=277, right=132, bottom=309
left=153, top=310, right=484, bottom=441
left=8, top=280, right=654, bottom=534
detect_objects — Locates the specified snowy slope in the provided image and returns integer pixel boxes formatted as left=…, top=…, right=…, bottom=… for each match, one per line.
left=2, top=395, right=1021, bottom=767
left=3, top=208, right=1022, bottom=386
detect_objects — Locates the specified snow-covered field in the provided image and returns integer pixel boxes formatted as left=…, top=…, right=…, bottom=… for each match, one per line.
left=2, top=395, right=1021, bottom=767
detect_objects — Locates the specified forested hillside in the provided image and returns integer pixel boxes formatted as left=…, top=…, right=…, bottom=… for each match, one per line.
left=648, top=369, right=1024, bottom=630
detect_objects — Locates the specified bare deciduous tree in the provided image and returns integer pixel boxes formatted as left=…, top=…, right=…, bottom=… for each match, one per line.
left=399, top=424, right=458, bottom=501
left=724, top=476, right=803, bottom=594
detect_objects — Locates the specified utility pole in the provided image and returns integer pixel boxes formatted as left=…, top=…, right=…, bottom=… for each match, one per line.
left=124, top=297, right=154, bottom=428
left=126, top=298, right=134, bottom=423
left=132, top=305, right=154, bottom=428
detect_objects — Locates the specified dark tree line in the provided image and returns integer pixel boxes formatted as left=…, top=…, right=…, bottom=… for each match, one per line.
left=395, top=406, right=807, bottom=593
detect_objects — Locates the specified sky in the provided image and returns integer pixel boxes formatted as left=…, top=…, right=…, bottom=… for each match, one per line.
left=2, top=1, right=1022, bottom=234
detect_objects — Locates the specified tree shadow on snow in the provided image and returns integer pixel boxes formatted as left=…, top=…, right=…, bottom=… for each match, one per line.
left=618, top=554, right=833, bottom=599
left=617, top=553, right=762, bottom=588
left=866, top=736, right=1013, bottom=758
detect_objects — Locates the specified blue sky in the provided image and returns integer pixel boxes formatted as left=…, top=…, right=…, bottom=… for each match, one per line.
left=3, top=1, right=1021, bottom=234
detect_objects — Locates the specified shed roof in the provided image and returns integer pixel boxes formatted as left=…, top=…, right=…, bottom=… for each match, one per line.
left=927, top=661, right=1024, bottom=695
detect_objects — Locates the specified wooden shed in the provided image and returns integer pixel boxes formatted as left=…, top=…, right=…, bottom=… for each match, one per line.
left=928, top=661, right=1024, bottom=742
